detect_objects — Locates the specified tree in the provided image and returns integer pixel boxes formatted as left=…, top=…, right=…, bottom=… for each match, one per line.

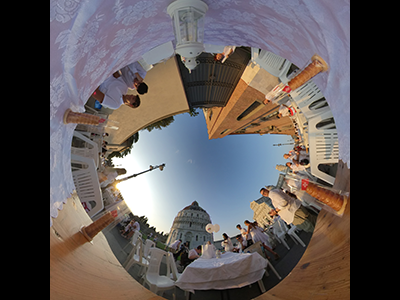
left=107, top=132, right=139, bottom=159
left=143, top=116, right=175, bottom=132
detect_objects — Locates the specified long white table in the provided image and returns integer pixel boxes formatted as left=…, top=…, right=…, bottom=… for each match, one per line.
left=175, top=252, right=267, bottom=294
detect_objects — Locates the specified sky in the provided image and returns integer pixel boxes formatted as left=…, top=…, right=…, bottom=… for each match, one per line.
left=112, top=111, right=293, bottom=241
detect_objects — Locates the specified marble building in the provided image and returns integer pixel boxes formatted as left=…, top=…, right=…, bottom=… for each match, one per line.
left=166, top=201, right=213, bottom=249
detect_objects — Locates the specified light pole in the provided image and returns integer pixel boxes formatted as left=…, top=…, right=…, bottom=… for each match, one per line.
left=105, top=163, right=166, bottom=189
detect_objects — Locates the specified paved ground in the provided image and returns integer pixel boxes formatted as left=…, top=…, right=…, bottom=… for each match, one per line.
left=104, top=225, right=313, bottom=300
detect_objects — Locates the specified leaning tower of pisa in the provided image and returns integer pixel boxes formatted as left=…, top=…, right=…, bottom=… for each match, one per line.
left=165, top=201, right=213, bottom=249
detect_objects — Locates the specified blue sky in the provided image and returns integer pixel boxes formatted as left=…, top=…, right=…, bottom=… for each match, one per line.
left=113, top=111, right=293, bottom=240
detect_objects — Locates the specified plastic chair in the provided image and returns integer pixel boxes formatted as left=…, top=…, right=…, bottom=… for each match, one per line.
left=143, top=239, right=155, bottom=260
left=123, top=238, right=149, bottom=276
left=70, top=154, right=103, bottom=218
left=71, top=131, right=99, bottom=168
left=287, top=225, right=306, bottom=247
left=308, top=110, right=339, bottom=185
left=143, top=248, right=176, bottom=300
left=271, top=219, right=290, bottom=250
left=121, top=230, right=142, bottom=254
left=166, top=252, right=182, bottom=281
left=253, top=49, right=292, bottom=83
left=290, top=80, right=330, bottom=120
left=264, top=257, right=282, bottom=280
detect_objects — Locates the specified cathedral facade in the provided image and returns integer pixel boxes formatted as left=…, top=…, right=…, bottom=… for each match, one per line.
left=166, top=201, right=213, bottom=249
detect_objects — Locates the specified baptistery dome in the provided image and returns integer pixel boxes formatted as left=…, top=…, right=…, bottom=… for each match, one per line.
left=166, top=201, right=213, bottom=249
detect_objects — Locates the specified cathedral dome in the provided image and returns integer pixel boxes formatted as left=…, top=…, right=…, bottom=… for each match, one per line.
left=166, top=201, right=213, bottom=249
left=182, top=201, right=206, bottom=212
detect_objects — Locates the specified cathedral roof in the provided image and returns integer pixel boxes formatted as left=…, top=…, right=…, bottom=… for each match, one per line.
left=181, top=201, right=206, bottom=213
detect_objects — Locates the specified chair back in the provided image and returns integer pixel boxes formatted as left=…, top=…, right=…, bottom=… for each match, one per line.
left=147, top=248, right=167, bottom=276
left=167, top=252, right=179, bottom=281
left=143, top=239, right=155, bottom=258
left=71, top=154, right=103, bottom=218
left=290, top=81, right=329, bottom=120
left=256, top=50, right=291, bottom=82
left=123, top=237, right=144, bottom=270
left=72, top=131, right=99, bottom=168
left=308, top=110, right=339, bottom=185
left=130, top=231, right=142, bottom=247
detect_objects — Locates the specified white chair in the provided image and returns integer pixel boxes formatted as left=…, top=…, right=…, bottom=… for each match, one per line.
left=121, top=230, right=142, bottom=254
left=123, top=238, right=149, bottom=276
left=287, top=224, right=306, bottom=247
left=71, top=131, right=99, bottom=168
left=264, top=258, right=282, bottom=280
left=308, top=110, right=339, bottom=185
left=290, top=80, right=330, bottom=120
left=70, top=154, right=103, bottom=218
left=143, top=239, right=156, bottom=260
left=252, top=48, right=292, bottom=83
left=143, top=248, right=176, bottom=300
left=166, top=252, right=182, bottom=281
left=272, top=219, right=290, bottom=250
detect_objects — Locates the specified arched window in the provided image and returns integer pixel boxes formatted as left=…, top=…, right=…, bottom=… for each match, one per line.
left=196, top=235, right=198, bottom=241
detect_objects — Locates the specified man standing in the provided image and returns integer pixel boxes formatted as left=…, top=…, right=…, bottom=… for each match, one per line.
left=120, top=61, right=149, bottom=95
left=260, top=186, right=316, bottom=232
left=91, top=75, right=140, bottom=110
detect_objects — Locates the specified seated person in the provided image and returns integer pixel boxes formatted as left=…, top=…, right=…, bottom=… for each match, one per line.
left=91, top=75, right=140, bottom=110
left=174, top=241, right=189, bottom=261
left=284, top=149, right=309, bottom=166
left=233, top=234, right=248, bottom=253
left=180, top=245, right=202, bottom=270
left=277, top=100, right=296, bottom=118
left=169, top=239, right=182, bottom=253
left=214, top=46, right=236, bottom=63
left=286, top=162, right=309, bottom=173
left=121, top=219, right=140, bottom=239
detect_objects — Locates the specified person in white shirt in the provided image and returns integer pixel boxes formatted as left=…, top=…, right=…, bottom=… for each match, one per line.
left=277, top=100, right=296, bottom=118
left=284, top=149, right=309, bottom=165
left=236, top=224, right=253, bottom=246
left=169, top=239, right=182, bottom=253
left=286, top=162, right=308, bottom=173
left=260, top=187, right=316, bottom=233
left=221, top=233, right=234, bottom=252
left=214, top=46, right=236, bottom=63
left=188, top=245, right=202, bottom=260
left=123, top=219, right=141, bottom=239
left=120, top=61, right=148, bottom=95
left=233, top=234, right=248, bottom=253
left=91, top=73, right=140, bottom=110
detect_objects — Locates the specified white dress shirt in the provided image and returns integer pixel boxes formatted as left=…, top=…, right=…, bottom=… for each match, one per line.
left=98, top=76, right=129, bottom=109
left=269, top=189, right=301, bottom=224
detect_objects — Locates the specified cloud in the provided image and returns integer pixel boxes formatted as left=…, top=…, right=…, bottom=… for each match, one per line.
left=175, top=150, right=180, bottom=154
left=187, top=159, right=193, bottom=164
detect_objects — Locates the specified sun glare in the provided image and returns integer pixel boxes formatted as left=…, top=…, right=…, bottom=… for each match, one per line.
left=113, top=157, right=154, bottom=218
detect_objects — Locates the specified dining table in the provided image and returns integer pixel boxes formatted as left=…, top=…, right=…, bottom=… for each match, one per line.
left=175, top=251, right=267, bottom=295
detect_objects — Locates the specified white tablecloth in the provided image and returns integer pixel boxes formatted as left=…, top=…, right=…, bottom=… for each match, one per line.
left=50, top=0, right=350, bottom=225
left=175, top=252, right=267, bottom=293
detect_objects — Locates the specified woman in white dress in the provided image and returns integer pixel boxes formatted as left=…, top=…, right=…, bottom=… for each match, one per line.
left=221, top=233, right=234, bottom=252
left=244, top=220, right=280, bottom=260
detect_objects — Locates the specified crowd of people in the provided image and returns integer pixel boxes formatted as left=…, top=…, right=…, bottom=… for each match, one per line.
left=165, top=181, right=318, bottom=271
left=89, top=45, right=237, bottom=112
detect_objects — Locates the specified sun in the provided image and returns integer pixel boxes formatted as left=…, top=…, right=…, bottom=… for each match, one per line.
left=112, top=157, right=154, bottom=218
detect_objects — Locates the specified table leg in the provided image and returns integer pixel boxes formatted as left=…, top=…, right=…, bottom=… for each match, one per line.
left=258, top=279, right=266, bottom=293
